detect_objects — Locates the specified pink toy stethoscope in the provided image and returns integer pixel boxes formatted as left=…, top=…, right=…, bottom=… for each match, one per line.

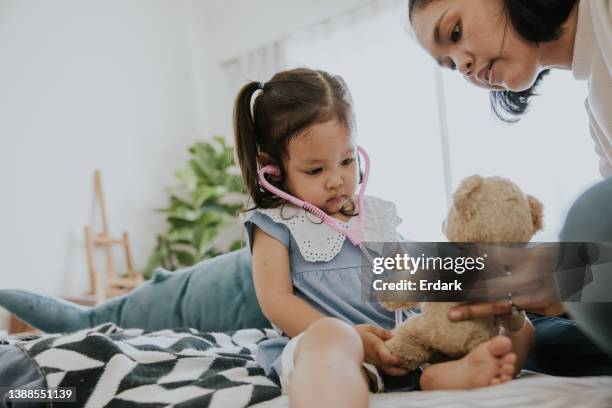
left=257, top=146, right=405, bottom=326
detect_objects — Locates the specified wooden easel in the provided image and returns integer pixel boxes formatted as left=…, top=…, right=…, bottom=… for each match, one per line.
left=84, top=170, right=143, bottom=300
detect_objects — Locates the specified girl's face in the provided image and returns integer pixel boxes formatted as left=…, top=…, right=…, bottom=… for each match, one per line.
left=411, top=0, right=542, bottom=92
left=284, top=120, right=358, bottom=217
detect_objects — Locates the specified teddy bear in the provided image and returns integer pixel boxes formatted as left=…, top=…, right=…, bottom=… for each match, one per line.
left=381, top=175, right=544, bottom=370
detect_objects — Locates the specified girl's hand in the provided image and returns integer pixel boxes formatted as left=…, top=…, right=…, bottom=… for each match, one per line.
left=354, top=324, right=408, bottom=377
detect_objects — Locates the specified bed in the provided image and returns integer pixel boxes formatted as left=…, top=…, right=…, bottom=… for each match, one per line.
left=1, top=250, right=611, bottom=407
left=255, top=375, right=612, bottom=408
left=1, top=323, right=611, bottom=408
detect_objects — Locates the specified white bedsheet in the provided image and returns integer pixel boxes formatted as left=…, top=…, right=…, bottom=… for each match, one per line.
left=253, top=374, right=612, bottom=408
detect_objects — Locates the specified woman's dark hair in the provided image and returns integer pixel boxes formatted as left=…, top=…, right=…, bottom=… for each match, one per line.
left=233, top=68, right=355, bottom=209
left=409, top=0, right=578, bottom=123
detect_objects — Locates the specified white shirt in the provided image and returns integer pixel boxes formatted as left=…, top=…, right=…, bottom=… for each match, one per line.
left=572, top=0, right=612, bottom=178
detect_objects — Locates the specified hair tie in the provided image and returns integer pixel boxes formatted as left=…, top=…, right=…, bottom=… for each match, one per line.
left=250, top=83, right=265, bottom=128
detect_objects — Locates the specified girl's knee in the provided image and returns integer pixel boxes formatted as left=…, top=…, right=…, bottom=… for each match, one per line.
left=307, top=318, right=359, bottom=340
left=298, top=318, right=363, bottom=359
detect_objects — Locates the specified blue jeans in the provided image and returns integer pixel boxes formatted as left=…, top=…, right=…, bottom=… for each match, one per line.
left=525, top=178, right=612, bottom=376
left=526, top=314, right=612, bottom=376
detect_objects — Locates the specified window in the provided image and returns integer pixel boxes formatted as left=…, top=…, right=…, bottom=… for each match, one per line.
left=285, top=0, right=448, bottom=241
left=442, top=69, right=596, bottom=239
left=258, top=0, right=598, bottom=240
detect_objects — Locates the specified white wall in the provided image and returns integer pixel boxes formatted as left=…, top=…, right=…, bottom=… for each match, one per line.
left=0, top=0, right=201, bottom=297
left=0, top=0, right=372, bottom=303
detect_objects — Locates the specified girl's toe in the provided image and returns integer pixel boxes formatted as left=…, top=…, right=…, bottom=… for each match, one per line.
left=501, top=353, right=517, bottom=364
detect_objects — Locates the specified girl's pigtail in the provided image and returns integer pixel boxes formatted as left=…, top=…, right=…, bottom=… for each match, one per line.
left=233, top=82, right=264, bottom=207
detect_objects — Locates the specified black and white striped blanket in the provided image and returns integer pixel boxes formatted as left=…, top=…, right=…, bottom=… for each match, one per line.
left=9, top=323, right=281, bottom=407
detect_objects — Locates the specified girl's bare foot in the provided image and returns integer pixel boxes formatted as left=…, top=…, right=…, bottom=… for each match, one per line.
left=420, top=336, right=517, bottom=390
left=465, top=336, right=517, bottom=387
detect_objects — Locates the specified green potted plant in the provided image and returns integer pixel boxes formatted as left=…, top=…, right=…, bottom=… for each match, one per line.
left=145, top=136, right=246, bottom=278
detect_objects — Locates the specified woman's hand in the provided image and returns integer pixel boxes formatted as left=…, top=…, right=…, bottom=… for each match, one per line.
left=354, top=324, right=408, bottom=376
left=448, top=300, right=565, bottom=322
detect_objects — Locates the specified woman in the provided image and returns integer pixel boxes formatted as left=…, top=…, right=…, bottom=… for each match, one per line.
left=409, top=0, right=610, bottom=174
left=407, top=0, right=612, bottom=376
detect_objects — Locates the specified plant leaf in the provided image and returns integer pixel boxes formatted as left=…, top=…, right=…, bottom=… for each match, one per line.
left=147, top=137, right=247, bottom=277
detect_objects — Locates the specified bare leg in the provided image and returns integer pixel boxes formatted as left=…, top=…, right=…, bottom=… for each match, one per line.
left=420, top=336, right=517, bottom=390
left=289, top=318, right=369, bottom=408
left=502, top=318, right=534, bottom=379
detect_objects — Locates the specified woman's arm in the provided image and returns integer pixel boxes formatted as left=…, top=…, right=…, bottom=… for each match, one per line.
left=252, top=226, right=326, bottom=337
left=448, top=301, right=565, bottom=322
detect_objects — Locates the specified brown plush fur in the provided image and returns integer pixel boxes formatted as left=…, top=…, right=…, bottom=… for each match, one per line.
left=382, top=175, right=543, bottom=370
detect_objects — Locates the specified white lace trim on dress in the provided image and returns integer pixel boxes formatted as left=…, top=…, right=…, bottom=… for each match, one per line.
left=252, top=196, right=402, bottom=262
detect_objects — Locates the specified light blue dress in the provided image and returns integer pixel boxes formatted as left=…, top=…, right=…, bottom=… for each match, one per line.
left=243, top=196, right=421, bottom=392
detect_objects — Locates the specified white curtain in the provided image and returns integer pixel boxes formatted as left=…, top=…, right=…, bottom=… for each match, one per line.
left=284, top=0, right=449, bottom=241
left=441, top=69, right=597, bottom=239
left=222, top=42, right=287, bottom=97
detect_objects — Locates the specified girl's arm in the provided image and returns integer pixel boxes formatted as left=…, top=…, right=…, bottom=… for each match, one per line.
left=252, top=226, right=407, bottom=375
left=252, top=226, right=326, bottom=337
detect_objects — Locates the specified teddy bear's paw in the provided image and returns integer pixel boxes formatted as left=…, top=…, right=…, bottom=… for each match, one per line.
left=385, top=336, right=431, bottom=371
left=398, top=358, right=424, bottom=371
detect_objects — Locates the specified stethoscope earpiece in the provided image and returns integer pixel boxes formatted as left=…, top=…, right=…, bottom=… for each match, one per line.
left=260, top=165, right=281, bottom=177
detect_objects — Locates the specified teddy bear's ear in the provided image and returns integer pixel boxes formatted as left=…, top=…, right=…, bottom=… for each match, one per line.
left=453, top=175, right=484, bottom=216
left=527, top=195, right=544, bottom=232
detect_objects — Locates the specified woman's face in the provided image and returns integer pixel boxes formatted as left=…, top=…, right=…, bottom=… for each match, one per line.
left=411, top=0, right=542, bottom=92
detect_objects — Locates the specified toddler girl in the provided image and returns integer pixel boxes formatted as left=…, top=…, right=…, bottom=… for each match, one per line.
left=233, top=68, right=526, bottom=408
